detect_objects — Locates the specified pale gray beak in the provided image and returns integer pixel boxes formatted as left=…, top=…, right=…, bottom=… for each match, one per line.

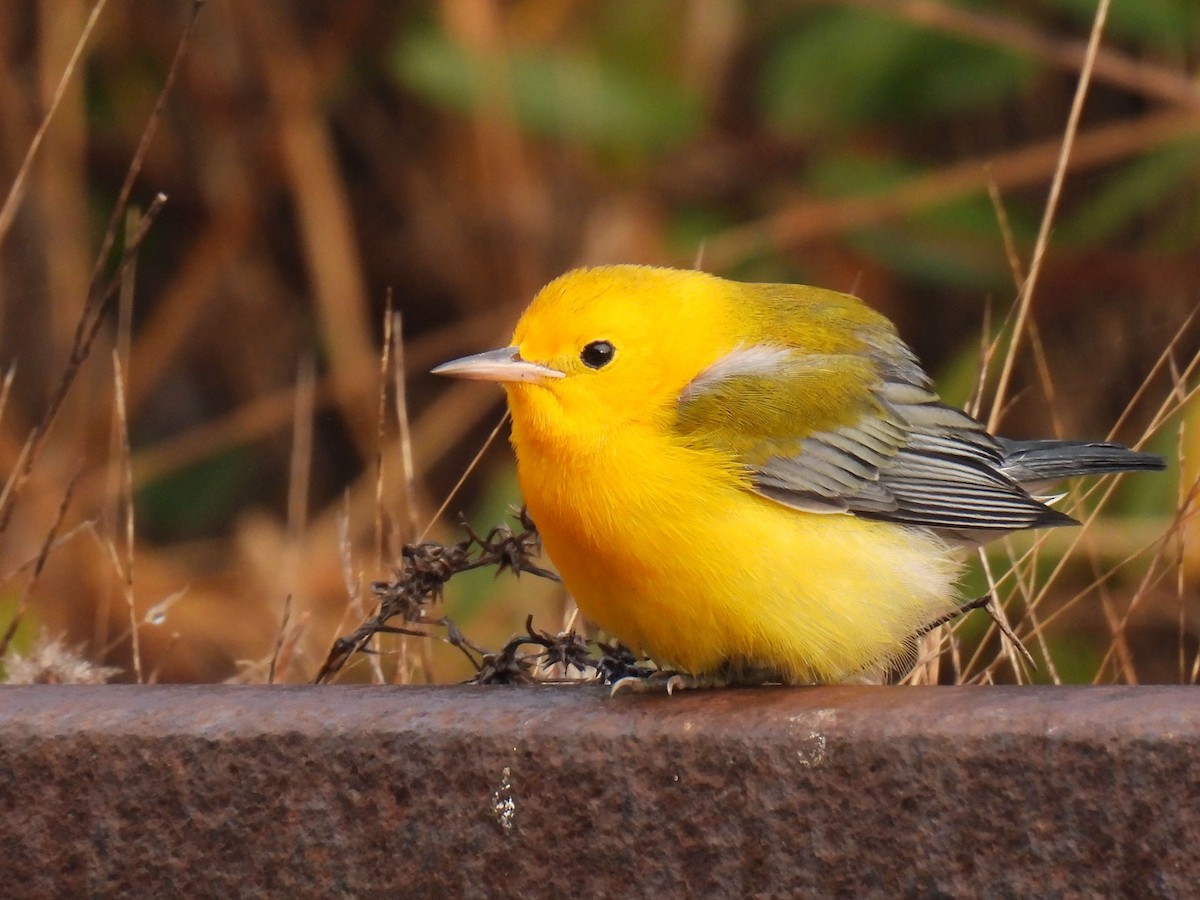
left=431, top=346, right=565, bottom=383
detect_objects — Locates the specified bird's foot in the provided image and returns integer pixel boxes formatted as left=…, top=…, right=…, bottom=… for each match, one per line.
left=608, top=664, right=786, bottom=696
left=609, top=670, right=710, bottom=696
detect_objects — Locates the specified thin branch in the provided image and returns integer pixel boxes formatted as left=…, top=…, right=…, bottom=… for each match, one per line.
left=315, top=509, right=558, bottom=684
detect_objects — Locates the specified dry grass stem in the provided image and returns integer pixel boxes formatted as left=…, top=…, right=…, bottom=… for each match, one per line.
left=986, top=0, right=1110, bottom=432
left=268, top=594, right=293, bottom=685
left=391, top=312, right=421, bottom=543
left=0, top=365, right=16, bottom=431
left=283, top=355, right=316, bottom=606
left=420, top=410, right=511, bottom=543
left=0, top=192, right=166, bottom=535
left=389, top=312, right=429, bottom=680
left=0, top=520, right=95, bottom=587
left=0, top=0, right=108, bottom=243
left=111, top=351, right=141, bottom=683
left=337, top=497, right=383, bottom=684
left=374, top=295, right=395, bottom=571
left=0, top=468, right=84, bottom=659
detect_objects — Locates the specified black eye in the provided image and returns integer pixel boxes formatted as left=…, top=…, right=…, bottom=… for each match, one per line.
left=580, top=340, right=615, bottom=369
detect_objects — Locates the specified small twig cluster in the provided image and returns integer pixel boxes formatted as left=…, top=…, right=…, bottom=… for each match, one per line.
left=452, top=615, right=592, bottom=684
left=315, top=509, right=648, bottom=685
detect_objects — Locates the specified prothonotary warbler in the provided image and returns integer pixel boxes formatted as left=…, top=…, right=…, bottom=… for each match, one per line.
left=433, top=265, right=1164, bottom=686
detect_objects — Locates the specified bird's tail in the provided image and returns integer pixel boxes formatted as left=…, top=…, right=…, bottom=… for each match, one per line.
left=997, top=437, right=1166, bottom=490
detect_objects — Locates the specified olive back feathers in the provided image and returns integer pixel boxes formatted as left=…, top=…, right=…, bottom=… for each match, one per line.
left=672, top=281, right=1164, bottom=542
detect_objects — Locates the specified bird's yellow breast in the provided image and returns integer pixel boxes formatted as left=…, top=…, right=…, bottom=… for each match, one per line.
left=508, top=389, right=962, bottom=682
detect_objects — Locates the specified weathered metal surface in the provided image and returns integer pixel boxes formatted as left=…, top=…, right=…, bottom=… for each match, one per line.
left=0, top=685, right=1196, bottom=897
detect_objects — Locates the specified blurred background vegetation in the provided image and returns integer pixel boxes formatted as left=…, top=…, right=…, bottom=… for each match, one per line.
left=0, top=0, right=1196, bottom=685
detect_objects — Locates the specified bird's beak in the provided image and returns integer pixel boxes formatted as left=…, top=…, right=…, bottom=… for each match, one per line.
left=431, top=346, right=565, bottom=383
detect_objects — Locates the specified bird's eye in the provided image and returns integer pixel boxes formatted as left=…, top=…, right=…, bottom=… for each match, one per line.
left=580, top=340, right=615, bottom=369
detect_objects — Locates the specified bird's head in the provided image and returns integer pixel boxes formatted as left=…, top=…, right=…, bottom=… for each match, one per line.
left=433, top=266, right=736, bottom=438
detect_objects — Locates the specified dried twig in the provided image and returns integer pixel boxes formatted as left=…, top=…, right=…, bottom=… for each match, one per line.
left=314, top=509, right=652, bottom=686
left=463, top=615, right=593, bottom=685
left=315, top=508, right=557, bottom=683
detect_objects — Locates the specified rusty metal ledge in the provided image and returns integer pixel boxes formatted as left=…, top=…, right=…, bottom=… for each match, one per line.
left=0, top=685, right=1196, bottom=897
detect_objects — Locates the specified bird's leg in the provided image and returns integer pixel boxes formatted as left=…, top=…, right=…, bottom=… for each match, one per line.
left=915, top=592, right=1037, bottom=673
left=982, top=596, right=1037, bottom=672
left=916, top=593, right=992, bottom=636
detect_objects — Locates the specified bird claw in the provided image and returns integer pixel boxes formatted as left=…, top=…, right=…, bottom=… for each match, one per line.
left=608, top=663, right=792, bottom=696
left=610, top=671, right=684, bottom=696
left=609, top=674, right=655, bottom=696
left=608, top=670, right=723, bottom=696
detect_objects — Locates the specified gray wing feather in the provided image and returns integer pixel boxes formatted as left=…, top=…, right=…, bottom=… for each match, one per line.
left=996, top=437, right=1165, bottom=488
left=677, top=336, right=1092, bottom=536
left=750, top=375, right=1074, bottom=534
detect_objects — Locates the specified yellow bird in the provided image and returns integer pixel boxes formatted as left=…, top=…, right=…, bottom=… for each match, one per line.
left=433, top=266, right=1163, bottom=685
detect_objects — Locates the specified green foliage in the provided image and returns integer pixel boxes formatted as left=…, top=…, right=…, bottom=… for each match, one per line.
left=758, top=6, right=1034, bottom=136
left=1062, top=137, right=1200, bottom=246
left=393, top=27, right=701, bottom=158
left=136, top=447, right=261, bottom=540
left=0, top=592, right=38, bottom=680
left=1034, top=633, right=1104, bottom=684
left=809, top=156, right=1032, bottom=289
left=668, top=205, right=738, bottom=258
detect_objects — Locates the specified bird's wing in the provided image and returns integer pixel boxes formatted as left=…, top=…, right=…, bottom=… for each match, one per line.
left=674, top=342, right=1074, bottom=534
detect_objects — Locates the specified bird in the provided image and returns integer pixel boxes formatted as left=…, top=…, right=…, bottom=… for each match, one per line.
left=432, top=265, right=1165, bottom=686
